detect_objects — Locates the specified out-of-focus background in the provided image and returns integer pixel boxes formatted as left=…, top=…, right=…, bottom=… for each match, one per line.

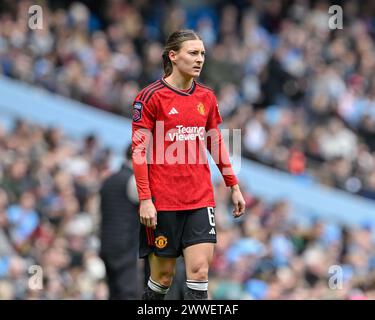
left=1, top=0, right=375, bottom=300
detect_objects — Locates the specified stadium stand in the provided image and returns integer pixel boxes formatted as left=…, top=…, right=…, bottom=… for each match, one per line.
left=1, top=0, right=375, bottom=299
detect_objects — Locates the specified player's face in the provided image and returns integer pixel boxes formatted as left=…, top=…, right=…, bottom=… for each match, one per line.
left=170, top=40, right=205, bottom=78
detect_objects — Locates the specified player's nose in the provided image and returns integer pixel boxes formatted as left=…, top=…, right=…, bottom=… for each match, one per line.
left=196, top=54, right=204, bottom=63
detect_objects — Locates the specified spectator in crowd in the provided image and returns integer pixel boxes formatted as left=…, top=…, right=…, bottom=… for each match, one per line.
left=6, top=191, right=39, bottom=253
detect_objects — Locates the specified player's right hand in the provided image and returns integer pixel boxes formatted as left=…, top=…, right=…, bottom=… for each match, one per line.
left=139, top=199, right=157, bottom=229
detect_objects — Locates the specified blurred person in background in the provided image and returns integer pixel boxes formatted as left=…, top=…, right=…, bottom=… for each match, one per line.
left=132, top=29, right=246, bottom=300
left=6, top=190, right=39, bottom=253
left=99, top=144, right=140, bottom=299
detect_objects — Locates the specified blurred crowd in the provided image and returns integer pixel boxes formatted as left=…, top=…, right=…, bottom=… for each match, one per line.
left=1, top=0, right=375, bottom=300
left=210, top=181, right=375, bottom=300
left=1, top=0, right=375, bottom=199
left=0, top=119, right=111, bottom=299
left=1, top=119, right=375, bottom=300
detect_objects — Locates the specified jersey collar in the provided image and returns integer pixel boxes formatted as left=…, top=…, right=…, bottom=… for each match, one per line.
left=161, top=78, right=196, bottom=96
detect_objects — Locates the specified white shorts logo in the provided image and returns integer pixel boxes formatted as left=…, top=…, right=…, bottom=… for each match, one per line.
left=207, top=207, right=216, bottom=235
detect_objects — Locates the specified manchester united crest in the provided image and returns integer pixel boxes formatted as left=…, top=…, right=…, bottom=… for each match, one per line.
left=155, top=235, right=168, bottom=249
left=197, top=102, right=205, bottom=115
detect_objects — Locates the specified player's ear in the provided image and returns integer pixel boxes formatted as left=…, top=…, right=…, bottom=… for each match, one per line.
left=169, top=50, right=178, bottom=63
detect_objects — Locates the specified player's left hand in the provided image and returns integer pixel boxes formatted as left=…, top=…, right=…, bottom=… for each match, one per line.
left=230, top=184, right=246, bottom=218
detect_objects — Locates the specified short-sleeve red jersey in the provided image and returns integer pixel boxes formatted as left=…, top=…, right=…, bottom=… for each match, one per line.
left=132, top=78, right=238, bottom=211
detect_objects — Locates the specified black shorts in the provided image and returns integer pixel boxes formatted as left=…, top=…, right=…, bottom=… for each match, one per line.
left=139, top=207, right=217, bottom=258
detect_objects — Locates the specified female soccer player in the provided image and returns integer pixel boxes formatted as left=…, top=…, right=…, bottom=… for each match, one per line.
left=132, top=29, right=246, bottom=300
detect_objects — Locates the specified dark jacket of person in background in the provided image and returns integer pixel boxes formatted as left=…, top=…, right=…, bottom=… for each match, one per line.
left=99, top=146, right=140, bottom=299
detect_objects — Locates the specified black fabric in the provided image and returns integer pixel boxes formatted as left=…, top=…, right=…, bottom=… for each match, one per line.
left=165, top=257, right=187, bottom=300
left=99, top=165, right=140, bottom=299
left=139, top=207, right=217, bottom=259
left=141, top=285, right=167, bottom=300
left=101, top=250, right=138, bottom=300
left=184, top=287, right=208, bottom=300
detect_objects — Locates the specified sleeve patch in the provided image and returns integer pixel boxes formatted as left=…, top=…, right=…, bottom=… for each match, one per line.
left=132, top=101, right=143, bottom=122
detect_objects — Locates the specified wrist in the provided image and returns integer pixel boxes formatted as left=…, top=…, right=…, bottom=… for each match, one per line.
left=140, top=198, right=153, bottom=204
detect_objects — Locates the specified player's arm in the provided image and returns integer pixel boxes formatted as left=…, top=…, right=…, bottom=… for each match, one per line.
left=205, top=94, right=246, bottom=217
left=131, top=99, right=157, bottom=228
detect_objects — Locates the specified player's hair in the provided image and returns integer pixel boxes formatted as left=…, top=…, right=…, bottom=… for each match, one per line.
left=162, top=29, right=201, bottom=76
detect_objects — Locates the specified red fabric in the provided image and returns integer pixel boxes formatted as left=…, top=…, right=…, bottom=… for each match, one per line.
left=131, top=79, right=238, bottom=211
left=132, top=128, right=152, bottom=200
left=206, top=127, right=238, bottom=187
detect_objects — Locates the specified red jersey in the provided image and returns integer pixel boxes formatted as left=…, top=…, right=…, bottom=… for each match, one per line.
left=132, top=78, right=238, bottom=211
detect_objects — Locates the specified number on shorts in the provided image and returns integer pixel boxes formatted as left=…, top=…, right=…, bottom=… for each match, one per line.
left=207, top=207, right=215, bottom=227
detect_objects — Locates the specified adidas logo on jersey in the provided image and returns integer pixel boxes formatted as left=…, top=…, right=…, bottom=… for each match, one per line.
left=168, top=107, right=179, bottom=115
left=209, top=228, right=216, bottom=235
